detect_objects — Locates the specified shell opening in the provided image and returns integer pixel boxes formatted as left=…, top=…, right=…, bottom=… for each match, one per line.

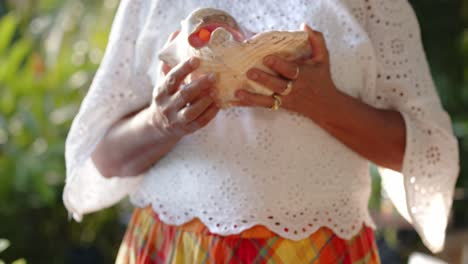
left=188, top=23, right=245, bottom=48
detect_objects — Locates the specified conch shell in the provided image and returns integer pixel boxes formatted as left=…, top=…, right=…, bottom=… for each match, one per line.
left=158, top=8, right=311, bottom=108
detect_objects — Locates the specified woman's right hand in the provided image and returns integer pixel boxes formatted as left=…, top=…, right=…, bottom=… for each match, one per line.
left=149, top=57, right=220, bottom=140
left=91, top=32, right=220, bottom=178
left=92, top=57, right=218, bottom=178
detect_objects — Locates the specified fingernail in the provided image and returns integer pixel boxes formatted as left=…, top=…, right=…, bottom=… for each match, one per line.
left=207, top=72, right=217, bottom=82
left=235, top=91, right=244, bottom=99
left=264, top=56, right=274, bottom=66
left=209, top=89, right=217, bottom=97
left=229, top=102, right=241, bottom=107
left=247, top=71, right=258, bottom=80
left=189, top=57, right=200, bottom=67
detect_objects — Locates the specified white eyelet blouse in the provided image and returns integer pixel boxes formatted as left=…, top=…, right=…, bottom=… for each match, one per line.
left=63, top=0, right=459, bottom=253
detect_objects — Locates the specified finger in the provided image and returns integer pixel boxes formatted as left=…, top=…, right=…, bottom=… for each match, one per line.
left=235, top=89, right=275, bottom=108
left=228, top=101, right=252, bottom=107
left=246, top=68, right=288, bottom=94
left=163, top=30, right=180, bottom=48
left=169, top=30, right=180, bottom=41
left=178, top=96, right=214, bottom=124
left=301, top=23, right=329, bottom=64
left=189, top=103, right=220, bottom=131
left=164, top=57, right=200, bottom=95
left=162, top=63, right=172, bottom=75
left=263, top=55, right=300, bottom=80
left=171, top=73, right=216, bottom=110
left=160, top=31, right=181, bottom=75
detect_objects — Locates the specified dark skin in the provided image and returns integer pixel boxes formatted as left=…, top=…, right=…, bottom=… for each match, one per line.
left=92, top=24, right=405, bottom=178
left=233, top=24, right=406, bottom=171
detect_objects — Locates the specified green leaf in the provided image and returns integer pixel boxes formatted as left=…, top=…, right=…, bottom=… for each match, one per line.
left=0, top=39, right=32, bottom=83
left=0, top=88, right=15, bottom=115
left=0, top=14, right=17, bottom=55
left=12, top=259, right=27, bottom=264
left=0, top=239, right=10, bottom=254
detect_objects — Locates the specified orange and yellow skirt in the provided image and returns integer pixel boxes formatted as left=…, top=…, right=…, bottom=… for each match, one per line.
left=116, top=206, right=380, bottom=264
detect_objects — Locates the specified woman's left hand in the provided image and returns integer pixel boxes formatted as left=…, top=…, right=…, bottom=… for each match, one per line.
left=234, top=24, right=406, bottom=171
left=233, top=24, right=340, bottom=116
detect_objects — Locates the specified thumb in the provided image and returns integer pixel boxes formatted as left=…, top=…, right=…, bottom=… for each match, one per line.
left=160, top=30, right=180, bottom=75
left=301, top=23, right=328, bottom=64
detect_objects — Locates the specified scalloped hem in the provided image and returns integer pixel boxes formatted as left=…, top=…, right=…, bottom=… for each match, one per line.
left=130, top=201, right=377, bottom=242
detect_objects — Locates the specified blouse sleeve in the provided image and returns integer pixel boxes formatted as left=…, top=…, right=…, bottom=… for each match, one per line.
left=363, top=0, right=460, bottom=252
left=63, top=0, right=153, bottom=221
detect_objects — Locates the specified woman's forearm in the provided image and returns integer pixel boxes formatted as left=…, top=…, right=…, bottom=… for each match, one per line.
left=233, top=26, right=406, bottom=171
left=302, top=89, right=406, bottom=172
left=92, top=106, right=180, bottom=178
left=91, top=57, right=219, bottom=178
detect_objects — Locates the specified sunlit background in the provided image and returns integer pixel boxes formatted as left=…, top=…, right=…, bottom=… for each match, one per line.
left=0, top=0, right=467, bottom=263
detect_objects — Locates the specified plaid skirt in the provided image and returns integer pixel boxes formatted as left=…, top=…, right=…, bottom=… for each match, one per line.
left=116, top=206, right=380, bottom=264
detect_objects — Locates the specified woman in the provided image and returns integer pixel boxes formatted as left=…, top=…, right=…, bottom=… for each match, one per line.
left=63, top=0, right=459, bottom=263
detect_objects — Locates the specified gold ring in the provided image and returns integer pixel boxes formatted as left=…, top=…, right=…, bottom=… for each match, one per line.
left=271, top=94, right=282, bottom=111
left=281, top=81, right=294, bottom=96
left=292, top=66, right=300, bottom=80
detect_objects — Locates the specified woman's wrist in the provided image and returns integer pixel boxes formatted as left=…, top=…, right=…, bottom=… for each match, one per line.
left=299, top=83, right=344, bottom=126
left=141, top=105, right=182, bottom=145
left=301, top=84, right=405, bottom=171
left=94, top=106, right=182, bottom=178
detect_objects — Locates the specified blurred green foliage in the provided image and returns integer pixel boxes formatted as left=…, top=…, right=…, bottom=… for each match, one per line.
left=411, top=0, right=468, bottom=228
left=0, top=0, right=125, bottom=263
left=0, top=0, right=466, bottom=263
left=0, top=239, right=26, bottom=264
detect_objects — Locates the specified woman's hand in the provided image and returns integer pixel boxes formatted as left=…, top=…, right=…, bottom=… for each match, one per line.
left=148, top=30, right=220, bottom=140
left=91, top=32, right=220, bottom=178
left=233, top=24, right=339, bottom=117
left=150, top=57, right=219, bottom=140
left=234, top=24, right=406, bottom=171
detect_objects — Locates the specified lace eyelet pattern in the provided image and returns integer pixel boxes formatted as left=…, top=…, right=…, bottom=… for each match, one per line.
left=64, top=0, right=459, bottom=253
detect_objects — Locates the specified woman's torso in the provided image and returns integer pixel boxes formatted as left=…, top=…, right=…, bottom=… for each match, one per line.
left=130, top=0, right=378, bottom=241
